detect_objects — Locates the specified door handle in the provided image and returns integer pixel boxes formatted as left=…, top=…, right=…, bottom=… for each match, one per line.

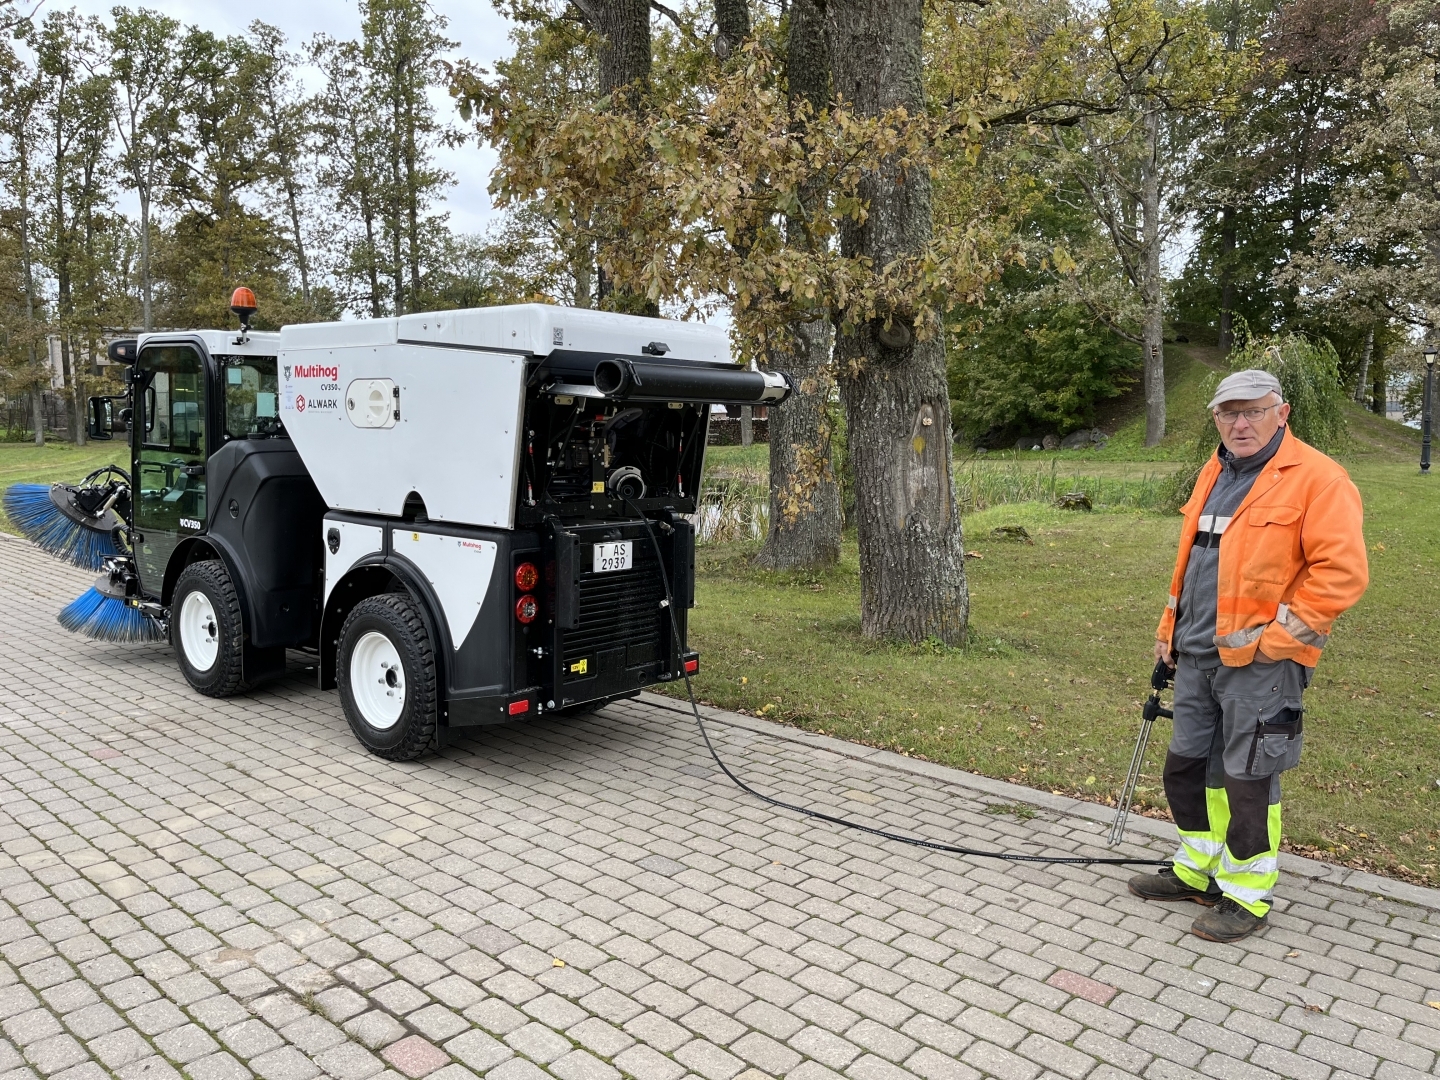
left=181, top=464, right=205, bottom=477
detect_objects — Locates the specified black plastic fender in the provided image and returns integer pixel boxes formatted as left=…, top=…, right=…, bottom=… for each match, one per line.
left=163, top=534, right=285, bottom=685
left=318, top=555, right=451, bottom=716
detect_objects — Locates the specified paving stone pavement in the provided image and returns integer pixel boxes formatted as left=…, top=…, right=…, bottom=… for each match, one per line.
left=3, top=535, right=1440, bottom=1080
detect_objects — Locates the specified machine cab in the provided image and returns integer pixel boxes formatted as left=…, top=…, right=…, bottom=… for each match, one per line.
left=119, top=331, right=284, bottom=595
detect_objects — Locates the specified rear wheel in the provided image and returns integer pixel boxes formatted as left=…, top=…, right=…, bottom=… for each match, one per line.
left=172, top=560, right=246, bottom=697
left=337, top=593, right=437, bottom=760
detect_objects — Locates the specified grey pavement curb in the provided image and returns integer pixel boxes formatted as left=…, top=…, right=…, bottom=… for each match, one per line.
left=639, top=689, right=1440, bottom=913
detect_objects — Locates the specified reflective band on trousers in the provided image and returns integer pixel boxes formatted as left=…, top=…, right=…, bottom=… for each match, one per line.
left=1222, top=851, right=1278, bottom=876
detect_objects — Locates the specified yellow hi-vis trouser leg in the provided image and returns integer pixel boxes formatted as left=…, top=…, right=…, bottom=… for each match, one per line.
left=1166, top=657, right=1298, bottom=918
left=1167, top=762, right=1282, bottom=915
left=1215, top=788, right=1282, bottom=917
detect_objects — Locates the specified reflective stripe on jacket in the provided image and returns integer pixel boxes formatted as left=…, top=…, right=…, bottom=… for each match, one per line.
left=1157, top=428, right=1368, bottom=668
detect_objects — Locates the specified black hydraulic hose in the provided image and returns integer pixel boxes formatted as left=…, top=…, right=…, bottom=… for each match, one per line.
left=623, top=498, right=1168, bottom=867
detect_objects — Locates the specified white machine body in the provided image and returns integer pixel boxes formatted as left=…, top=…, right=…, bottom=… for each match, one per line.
left=277, top=305, right=731, bottom=530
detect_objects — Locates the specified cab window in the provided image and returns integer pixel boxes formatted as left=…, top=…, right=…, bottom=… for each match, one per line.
left=219, top=356, right=282, bottom=439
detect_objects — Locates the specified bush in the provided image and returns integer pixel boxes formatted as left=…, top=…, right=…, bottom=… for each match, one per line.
left=949, top=301, right=1139, bottom=442
left=1230, top=333, right=1349, bottom=455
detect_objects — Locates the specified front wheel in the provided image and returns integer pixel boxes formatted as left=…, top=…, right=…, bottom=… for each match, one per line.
left=337, top=593, right=437, bottom=760
left=172, top=560, right=247, bottom=697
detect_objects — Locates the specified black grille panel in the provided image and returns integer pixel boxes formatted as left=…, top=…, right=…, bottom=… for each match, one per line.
left=562, top=543, right=667, bottom=676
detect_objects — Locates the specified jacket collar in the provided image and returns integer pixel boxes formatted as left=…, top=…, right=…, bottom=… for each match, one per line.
left=1231, top=426, right=1298, bottom=516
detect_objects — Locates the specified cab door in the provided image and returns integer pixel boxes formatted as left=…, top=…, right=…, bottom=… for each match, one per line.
left=133, top=343, right=209, bottom=593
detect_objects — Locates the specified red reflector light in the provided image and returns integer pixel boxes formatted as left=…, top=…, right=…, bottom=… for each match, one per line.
left=515, top=562, right=539, bottom=591
left=515, top=595, right=538, bottom=623
left=508, top=699, right=530, bottom=716
left=684, top=658, right=699, bottom=674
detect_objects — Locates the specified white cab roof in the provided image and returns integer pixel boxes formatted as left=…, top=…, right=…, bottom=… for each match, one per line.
left=278, top=304, right=731, bottom=364
left=137, top=329, right=282, bottom=358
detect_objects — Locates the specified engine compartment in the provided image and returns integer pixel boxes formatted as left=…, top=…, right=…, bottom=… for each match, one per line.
left=517, top=390, right=707, bottom=524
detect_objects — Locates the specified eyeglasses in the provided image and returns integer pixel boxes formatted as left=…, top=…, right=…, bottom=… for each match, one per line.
left=1213, top=404, right=1281, bottom=425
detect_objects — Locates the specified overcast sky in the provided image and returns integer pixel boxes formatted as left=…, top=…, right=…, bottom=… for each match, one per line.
left=44, top=0, right=514, bottom=236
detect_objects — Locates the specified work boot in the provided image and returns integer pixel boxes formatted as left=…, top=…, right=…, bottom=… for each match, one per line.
left=1191, top=897, right=1268, bottom=942
left=1128, top=866, right=1222, bottom=905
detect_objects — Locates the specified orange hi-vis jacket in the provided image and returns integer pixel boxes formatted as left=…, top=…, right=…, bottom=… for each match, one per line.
left=1156, top=428, right=1368, bottom=668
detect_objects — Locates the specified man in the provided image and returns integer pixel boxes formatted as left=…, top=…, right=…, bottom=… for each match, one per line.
left=1129, top=369, right=1368, bottom=942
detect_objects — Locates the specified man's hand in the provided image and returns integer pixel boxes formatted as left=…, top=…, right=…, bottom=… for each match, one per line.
left=1154, top=640, right=1174, bottom=667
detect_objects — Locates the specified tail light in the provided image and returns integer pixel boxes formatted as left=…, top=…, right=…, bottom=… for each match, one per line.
left=508, top=698, right=530, bottom=716
left=515, top=595, right=538, bottom=624
left=515, top=562, right=539, bottom=591
left=683, top=657, right=699, bottom=674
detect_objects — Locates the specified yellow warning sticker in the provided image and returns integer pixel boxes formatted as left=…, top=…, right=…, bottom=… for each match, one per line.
left=592, top=481, right=605, bottom=493
left=570, top=658, right=588, bottom=674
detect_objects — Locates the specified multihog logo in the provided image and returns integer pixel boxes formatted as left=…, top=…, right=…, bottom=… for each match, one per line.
left=293, top=363, right=338, bottom=380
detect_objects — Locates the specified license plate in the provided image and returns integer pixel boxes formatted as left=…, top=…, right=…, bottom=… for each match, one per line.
left=593, top=541, right=632, bottom=573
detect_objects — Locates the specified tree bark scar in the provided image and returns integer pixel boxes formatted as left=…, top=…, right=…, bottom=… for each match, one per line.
left=901, top=402, right=948, bottom=533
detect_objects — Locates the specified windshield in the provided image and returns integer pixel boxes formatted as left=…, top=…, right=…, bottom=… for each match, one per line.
left=219, top=355, right=283, bottom=439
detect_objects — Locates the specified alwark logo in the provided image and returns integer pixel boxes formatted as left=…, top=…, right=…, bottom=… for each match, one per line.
left=295, top=394, right=307, bottom=412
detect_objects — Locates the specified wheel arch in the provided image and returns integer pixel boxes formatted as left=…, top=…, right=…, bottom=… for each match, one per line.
left=164, top=534, right=253, bottom=628
left=320, top=554, right=452, bottom=700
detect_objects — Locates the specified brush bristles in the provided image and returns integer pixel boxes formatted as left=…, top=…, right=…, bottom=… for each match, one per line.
left=3, top=484, right=122, bottom=571
left=57, top=587, right=164, bottom=643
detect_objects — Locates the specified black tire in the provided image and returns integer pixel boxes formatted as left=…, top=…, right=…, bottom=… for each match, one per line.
left=337, top=593, right=437, bottom=760
left=172, top=560, right=247, bottom=697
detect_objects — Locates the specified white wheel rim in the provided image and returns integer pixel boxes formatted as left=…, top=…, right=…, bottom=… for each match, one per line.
left=350, top=631, right=406, bottom=729
left=179, top=590, right=220, bottom=672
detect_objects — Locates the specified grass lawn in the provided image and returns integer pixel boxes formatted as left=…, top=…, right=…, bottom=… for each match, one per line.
left=690, top=381, right=1440, bottom=887
left=0, top=441, right=127, bottom=534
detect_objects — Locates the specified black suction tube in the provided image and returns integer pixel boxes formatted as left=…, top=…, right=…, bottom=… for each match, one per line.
left=593, top=358, right=791, bottom=406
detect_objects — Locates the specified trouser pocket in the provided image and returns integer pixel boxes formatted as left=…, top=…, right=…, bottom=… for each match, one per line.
left=1246, top=706, right=1304, bottom=777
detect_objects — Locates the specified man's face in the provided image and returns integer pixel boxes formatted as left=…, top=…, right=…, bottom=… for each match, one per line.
left=1213, top=392, right=1290, bottom=457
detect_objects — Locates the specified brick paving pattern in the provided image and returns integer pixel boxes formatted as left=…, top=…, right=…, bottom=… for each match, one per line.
left=2, top=534, right=1439, bottom=1080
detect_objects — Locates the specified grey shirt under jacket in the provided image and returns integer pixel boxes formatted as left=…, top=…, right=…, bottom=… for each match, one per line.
left=1172, top=425, right=1286, bottom=668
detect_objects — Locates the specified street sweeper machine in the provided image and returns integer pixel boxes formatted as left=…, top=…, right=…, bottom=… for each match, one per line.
left=6, top=295, right=790, bottom=760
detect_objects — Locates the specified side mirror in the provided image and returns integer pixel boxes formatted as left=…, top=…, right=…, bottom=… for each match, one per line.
left=87, top=397, right=114, bottom=441
left=107, top=338, right=137, bottom=365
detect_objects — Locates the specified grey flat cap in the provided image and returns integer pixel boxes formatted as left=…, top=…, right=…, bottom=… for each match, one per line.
left=1208, top=369, right=1283, bottom=410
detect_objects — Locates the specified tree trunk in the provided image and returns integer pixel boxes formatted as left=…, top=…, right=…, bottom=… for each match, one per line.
left=594, top=0, right=651, bottom=98
left=590, top=0, right=654, bottom=314
left=1354, top=324, right=1374, bottom=403
left=31, top=390, right=45, bottom=446
left=739, top=405, right=753, bottom=446
left=1371, top=353, right=1385, bottom=415
left=1217, top=205, right=1235, bottom=351
left=139, top=187, right=153, bottom=331
left=715, top=0, right=750, bottom=59
left=1141, top=108, right=1165, bottom=447
left=825, top=0, right=968, bottom=644
left=756, top=0, right=840, bottom=570
left=756, top=320, right=842, bottom=569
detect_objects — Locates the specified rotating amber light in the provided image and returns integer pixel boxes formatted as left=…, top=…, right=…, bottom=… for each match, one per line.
left=230, top=286, right=257, bottom=322
left=515, top=595, right=539, bottom=624
left=514, top=562, right=539, bottom=592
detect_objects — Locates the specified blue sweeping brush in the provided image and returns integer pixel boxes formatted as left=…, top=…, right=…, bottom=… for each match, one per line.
left=58, top=575, right=165, bottom=644
left=4, top=474, right=128, bottom=571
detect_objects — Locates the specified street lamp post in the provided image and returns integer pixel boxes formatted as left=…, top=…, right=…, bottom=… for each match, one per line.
left=1424, top=346, right=1436, bottom=475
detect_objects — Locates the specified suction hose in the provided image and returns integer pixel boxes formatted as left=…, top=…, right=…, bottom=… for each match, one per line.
left=622, top=498, right=1168, bottom=867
